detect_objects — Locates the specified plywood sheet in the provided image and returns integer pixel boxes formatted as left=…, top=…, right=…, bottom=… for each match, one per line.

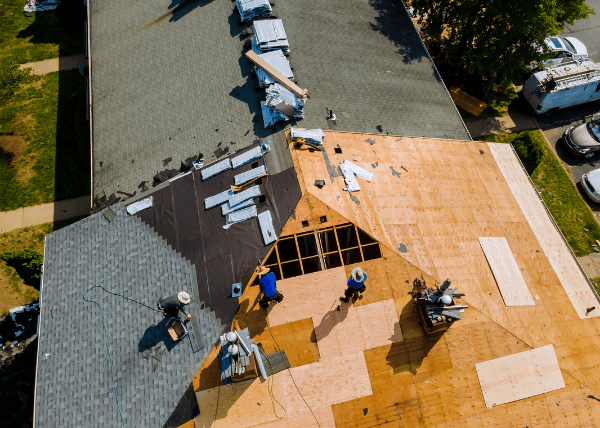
left=478, top=237, right=535, bottom=306
left=267, top=267, right=348, bottom=327
left=475, top=344, right=565, bottom=408
left=195, top=352, right=371, bottom=428
left=314, top=299, right=402, bottom=359
left=487, top=143, right=600, bottom=319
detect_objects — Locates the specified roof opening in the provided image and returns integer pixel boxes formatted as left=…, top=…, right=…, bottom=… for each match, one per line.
left=319, top=215, right=327, bottom=223
left=258, top=195, right=267, bottom=203
left=302, top=220, right=309, bottom=227
left=252, top=162, right=259, bottom=169
left=334, top=147, right=342, bottom=154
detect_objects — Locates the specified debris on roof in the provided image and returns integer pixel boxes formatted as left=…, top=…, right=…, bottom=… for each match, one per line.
left=221, top=198, right=255, bottom=215
left=339, top=160, right=373, bottom=192
left=263, top=83, right=305, bottom=127
left=258, top=210, right=277, bottom=244
left=236, top=0, right=272, bottom=23
left=290, top=128, right=325, bottom=149
left=224, top=205, right=258, bottom=229
left=252, top=19, right=290, bottom=55
left=125, top=196, right=153, bottom=215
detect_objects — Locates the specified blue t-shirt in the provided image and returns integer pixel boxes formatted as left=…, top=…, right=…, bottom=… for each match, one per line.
left=347, top=273, right=367, bottom=289
left=260, top=272, right=277, bottom=297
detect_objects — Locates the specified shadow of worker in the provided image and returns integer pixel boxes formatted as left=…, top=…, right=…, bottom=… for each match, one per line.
left=313, top=300, right=352, bottom=341
left=138, top=317, right=179, bottom=352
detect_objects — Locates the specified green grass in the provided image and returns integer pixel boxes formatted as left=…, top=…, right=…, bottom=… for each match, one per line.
left=478, top=129, right=600, bottom=257
left=0, top=0, right=84, bottom=64
left=0, top=69, right=90, bottom=211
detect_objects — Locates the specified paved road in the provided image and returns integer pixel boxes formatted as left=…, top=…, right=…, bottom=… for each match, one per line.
left=561, top=0, right=600, bottom=62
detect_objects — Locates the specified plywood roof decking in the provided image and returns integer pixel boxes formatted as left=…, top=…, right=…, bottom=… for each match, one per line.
left=488, top=142, right=600, bottom=319
left=475, top=344, right=566, bottom=408
left=194, top=352, right=371, bottom=428
left=478, top=237, right=535, bottom=306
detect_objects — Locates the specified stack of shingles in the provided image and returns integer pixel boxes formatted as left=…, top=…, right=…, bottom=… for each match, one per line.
left=236, top=0, right=272, bottom=23
left=252, top=19, right=290, bottom=55
left=289, top=128, right=325, bottom=150
left=202, top=146, right=272, bottom=232
left=254, top=50, right=294, bottom=88
left=262, top=83, right=305, bottom=127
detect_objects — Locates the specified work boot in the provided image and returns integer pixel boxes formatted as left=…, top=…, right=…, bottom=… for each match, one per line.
left=259, top=299, right=269, bottom=309
left=339, top=296, right=350, bottom=303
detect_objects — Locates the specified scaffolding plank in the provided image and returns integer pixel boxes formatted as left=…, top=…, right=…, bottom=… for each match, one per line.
left=478, top=237, right=535, bottom=306
left=200, top=158, right=232, bottom=180
left=475, top=345, right=565, bottom=408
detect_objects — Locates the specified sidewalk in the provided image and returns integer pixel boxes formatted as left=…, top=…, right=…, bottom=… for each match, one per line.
left=0, top=196, right=90, bottom=233
left=464, top=110, right=537, bottom=138
left=19, top=54, right=87, bottom=76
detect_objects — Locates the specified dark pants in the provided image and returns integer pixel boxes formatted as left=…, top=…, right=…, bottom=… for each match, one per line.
left=259, top=291, right=284, bottom=308
left=341, top=284, right=366, bottom=302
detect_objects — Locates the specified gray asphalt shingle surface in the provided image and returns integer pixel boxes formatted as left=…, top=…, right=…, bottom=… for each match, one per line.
left=90, top=0, right=469, bottom=199
left=35, top=205, right=220, bottom=428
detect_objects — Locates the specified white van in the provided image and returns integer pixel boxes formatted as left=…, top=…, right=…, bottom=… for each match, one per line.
left=522, top=59, right=600, bottom=115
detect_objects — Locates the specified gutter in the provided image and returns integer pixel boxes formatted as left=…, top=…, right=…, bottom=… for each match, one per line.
left=32, top=236, right=47, bottom=428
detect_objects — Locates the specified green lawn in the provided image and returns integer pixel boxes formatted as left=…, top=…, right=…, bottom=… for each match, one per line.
left=0, top=69, right=90, bottom=211
left=0, top=0, right=84, bottom=64
left=479, top=130, right=600, bottom=257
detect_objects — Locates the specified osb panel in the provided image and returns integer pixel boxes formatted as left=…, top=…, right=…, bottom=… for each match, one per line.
left=314, top=299, right=403, bottom=359
left=487, top=142, right=600, bottom=319
left=268, top=318, right=320, bottom=368
left=478, top=237, right=535, bottom=306
left=475, top=344, right=565, bottom=408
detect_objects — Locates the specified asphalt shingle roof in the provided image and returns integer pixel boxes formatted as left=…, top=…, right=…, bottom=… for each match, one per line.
left=35, top=206, right=220, bottom=428
left=90, top=0, right=469, bottom=199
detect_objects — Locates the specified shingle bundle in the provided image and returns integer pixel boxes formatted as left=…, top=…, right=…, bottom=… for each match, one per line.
left=254, top=50, right=294, bottom=88
left=252, top=20, right=290, bottom=55
left=236, top=0, right=272, bottom=23
left=261, top=83, right=305, bottom=127
left=290, top=128, right=326, bottom=148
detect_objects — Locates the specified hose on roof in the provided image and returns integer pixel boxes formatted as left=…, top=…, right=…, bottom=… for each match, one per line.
left=83, top=285, right=161, bottom=428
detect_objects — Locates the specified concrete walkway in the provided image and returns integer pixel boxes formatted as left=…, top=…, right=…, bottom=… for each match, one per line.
left=18, top=54, right=87, bottom=76
left=0, top=196, right=90, bottom=233
left=464, top=110, right=537, bottom=138
left=578, top=254, right=600, bottom=280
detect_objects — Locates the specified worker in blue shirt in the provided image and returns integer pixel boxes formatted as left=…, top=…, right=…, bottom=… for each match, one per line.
left=340, top=267, right=367, bottom=303
left=258, top=267, right=284, bottom=308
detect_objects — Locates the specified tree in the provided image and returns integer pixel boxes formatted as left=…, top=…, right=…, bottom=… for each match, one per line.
left=409, top=0, right=594, bottom=79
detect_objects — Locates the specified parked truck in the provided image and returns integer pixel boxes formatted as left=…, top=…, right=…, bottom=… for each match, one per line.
left=522, top=59, right=600, bottom=115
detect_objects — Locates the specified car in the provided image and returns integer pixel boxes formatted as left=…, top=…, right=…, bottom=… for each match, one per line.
left=530, top=36, right=588, bottom=69
left=581, top=168, right=600, bottom=203
left=562, top=120, right=600, bottom=158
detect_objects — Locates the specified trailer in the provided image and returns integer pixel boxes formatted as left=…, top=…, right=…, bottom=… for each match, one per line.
left=522, top=59, right=600, bottom=115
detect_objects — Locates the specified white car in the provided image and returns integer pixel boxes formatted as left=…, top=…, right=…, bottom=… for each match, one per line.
left=581, top=168, right=600, bottom=203
left=531, top=36, right=588, bottom=69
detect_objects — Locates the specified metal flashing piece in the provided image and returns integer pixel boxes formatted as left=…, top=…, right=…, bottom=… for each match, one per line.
left=205, top=189, right=234, bottom=210
left=231, top=146, right=263, bottom=169
left=234, top=165, right=267, bottom=186
left=201, top=158, right=232, bottom=180
left=339, top=160, right=373, bottom=192
left=228, top=185, right=261, bottom=207
left=224, top=205, right=258, bottom=229
left=232, top=282, right=243, bottom=298
left=222, top=199, right=254, bottom=215
left=258, top=210, right=277, bottom=245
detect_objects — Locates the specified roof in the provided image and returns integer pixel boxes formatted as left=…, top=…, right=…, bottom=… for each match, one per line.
left=190, top=130, right=600, bottom=427
left=34, top=135, right=301, bottom=427
left=89, top=0, right=469, bottom=200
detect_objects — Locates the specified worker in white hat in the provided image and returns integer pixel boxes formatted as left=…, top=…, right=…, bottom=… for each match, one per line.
left=340, top=267, right=368, bottom=303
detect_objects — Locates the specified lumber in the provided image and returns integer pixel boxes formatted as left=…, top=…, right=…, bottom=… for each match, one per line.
left=246, top=50, right=309, bottom=99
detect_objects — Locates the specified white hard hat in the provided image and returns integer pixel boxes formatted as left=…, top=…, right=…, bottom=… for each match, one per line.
left=178, top=291, right=191, bottom=305
left=352, top=267, right=364, bottom=282
left=226, top=331, right=237, bottom=343
left=440, top=295, right=452, bottom=305
left=228, top=344, right=239, bottom=355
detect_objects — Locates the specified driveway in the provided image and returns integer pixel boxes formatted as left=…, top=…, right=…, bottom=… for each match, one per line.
left=560, top=0, right=600, bottom=63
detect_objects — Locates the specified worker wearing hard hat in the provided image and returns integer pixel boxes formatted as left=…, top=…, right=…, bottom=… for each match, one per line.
left=257, top=267, right=284, bottom=308
left=340, top=267, right=367, bottom=303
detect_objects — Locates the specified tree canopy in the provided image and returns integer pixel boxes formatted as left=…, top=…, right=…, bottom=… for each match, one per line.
left=409, top=0, right=594, bottom=79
